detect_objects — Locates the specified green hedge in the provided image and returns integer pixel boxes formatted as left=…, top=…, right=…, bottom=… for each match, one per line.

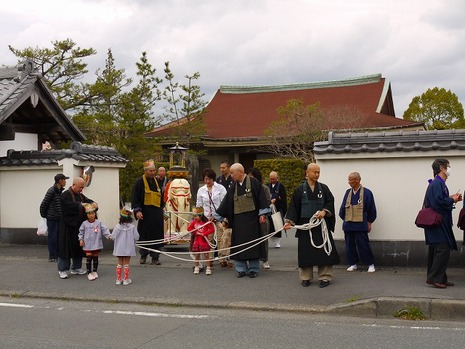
left=254, top=158, right=306, bottom=205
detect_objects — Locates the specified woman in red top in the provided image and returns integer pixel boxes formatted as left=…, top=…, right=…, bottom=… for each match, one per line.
left=188, top=207, right=215, bottom=275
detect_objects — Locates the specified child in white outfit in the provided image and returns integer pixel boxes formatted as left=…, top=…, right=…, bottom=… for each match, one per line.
left=111, top=207, right=139, bottom=285
left=78, top=203, right=111, bottom=281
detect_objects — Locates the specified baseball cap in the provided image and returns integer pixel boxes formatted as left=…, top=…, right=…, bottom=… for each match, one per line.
left=54, top=173, right=69, bottom=182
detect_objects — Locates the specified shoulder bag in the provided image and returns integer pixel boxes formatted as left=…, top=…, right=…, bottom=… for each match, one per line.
left=415, top=185, right=443, bottom=229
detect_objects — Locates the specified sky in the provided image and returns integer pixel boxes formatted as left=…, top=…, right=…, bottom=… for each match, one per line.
left=1, top=0, right=464, bottom=117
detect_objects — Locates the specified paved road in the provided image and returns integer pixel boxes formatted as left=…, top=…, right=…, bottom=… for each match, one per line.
left=2, top=297, right=465, bottom=349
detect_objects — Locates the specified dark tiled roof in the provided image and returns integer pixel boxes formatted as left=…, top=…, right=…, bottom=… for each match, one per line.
left=314, top=129, right=465, bottom=155
left=0, top=141, right=127, bottom=167
left=0, top=60, right=85, bottom=143
left=146, top=74, right=423, bottom=140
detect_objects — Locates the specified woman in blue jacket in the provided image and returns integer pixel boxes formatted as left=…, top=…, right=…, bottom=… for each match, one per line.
left=424, top=158, right=462, bottom=288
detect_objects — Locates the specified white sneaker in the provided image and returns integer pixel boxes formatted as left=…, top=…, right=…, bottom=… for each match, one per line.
left=367, top=264, right=376, bottom=273
left=206, top=267, right=212, bottom=275
left=263, top=261, right=270, bottom=269
left=70, top=268, right=86, bottom=275
left=59, top=271, right=68, bottom=279
left=123, top=279, right=132, bottom=286
left=193, top=266, right=200, bottom=274
left=274, top=239, right=281, bottom=248
left=347, top=265, right=358, bottom=271
left=92, top=272, right=99, bottom=279
left=116, top=279, right=123, bottom=285
left=87, top=273, right=96, bottom=281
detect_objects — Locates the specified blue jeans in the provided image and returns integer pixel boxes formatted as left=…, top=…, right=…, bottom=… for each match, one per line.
left=46, top=220, right=60, bottom=260
left=57, top=257, right=83, bottom=272
left=235, top=259, right=260, bottom=273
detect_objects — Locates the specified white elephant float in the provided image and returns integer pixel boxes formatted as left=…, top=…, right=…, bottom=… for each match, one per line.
left=164, top=178, right=191, bottom=239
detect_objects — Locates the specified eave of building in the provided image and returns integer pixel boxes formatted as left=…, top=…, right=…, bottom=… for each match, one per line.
left=314, top=129, right=465, bottom=155
left=0, top=60, right=85, bottom=144
left=219, top=73, right=384, bottom=94
left=0, top=141, right=127, bottom=168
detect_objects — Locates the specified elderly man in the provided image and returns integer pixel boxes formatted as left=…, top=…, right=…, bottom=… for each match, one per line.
left=284, top=163, right=340, bottom=288
left=214, top=163, right=270, bottom=278
left=339, top=172, right=377, bottom=273
left=132, top=159, right=165, bottom=265
left=156, top=166, right=168, bottom=190
left=268, top=171, right=287, bottom=248
left=57, top=177, right=95, bottom=279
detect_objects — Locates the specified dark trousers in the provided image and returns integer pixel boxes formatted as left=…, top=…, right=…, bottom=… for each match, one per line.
left=46, top=220, right=60, bottom=260
left=344, top=231, right=375, bottom=265
left=139, top=248, right=160, bottom=259
left=427, top=243, right=450, bottom=283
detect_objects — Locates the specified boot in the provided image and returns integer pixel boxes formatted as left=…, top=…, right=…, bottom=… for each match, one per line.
left=116, top=264, right=122, bottom=285
left=123, top=265, right=132, bottom=285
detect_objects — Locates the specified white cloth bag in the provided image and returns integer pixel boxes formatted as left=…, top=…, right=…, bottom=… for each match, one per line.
left=37, top=218, right=48, bottom=236
left=270, top=204, right=284, bottom=232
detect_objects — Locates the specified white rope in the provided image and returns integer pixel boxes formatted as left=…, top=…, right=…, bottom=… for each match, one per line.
left=136, top=227, right=282, bottom=263
left=293, top=214, right=332, bottom=256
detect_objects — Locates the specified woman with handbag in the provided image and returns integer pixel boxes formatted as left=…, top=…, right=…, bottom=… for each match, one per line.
left=423, top=158, right=462, bottom=288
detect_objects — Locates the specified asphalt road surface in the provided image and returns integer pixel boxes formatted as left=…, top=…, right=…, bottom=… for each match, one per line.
left=1, top=296, right=465, bottom=349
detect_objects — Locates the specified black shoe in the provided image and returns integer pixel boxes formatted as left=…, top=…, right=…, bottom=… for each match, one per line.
left=139, top=257, right=147, bottom=264
left=236, top=271, right=247, bottom=278
left=151, top=258, right=161, bottom=265
left=249, top=271, right=258, bottom=278
left=301, top=280, right=311, bottom=287
left=319, top=280, right=330, bottom=288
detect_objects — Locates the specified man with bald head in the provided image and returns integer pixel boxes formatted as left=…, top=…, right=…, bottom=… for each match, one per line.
left=267, top=171, right=287, bottom=248
left=214, top=163, right=270, bottom=278
left=156, top=166, right=168, bottom=190
left=284, top=163, right=340, bottom=288
left=58, top=177, right=96, bottom=279
left=339, top=172, right=377, bottom=273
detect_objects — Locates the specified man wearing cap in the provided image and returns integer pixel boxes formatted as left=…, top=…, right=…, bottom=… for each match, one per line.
left=40, top=173, right=69, bottom=262
left=132, top=159, right=165, bottom=265
left=58, top=177, right=96, bottom=279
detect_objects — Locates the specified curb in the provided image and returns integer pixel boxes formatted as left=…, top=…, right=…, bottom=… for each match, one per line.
left=2, top=290, right=465, bottom=321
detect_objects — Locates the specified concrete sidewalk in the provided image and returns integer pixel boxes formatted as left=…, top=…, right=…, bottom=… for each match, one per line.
left=1, top=242, right=465, bottom=321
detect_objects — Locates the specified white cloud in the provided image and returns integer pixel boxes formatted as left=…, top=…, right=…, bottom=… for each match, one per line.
left=1, top=0, right=464, bottom=116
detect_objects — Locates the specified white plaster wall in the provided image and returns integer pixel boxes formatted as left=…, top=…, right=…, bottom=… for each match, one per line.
left=75, top=166, right=121, bottom=229
left=316, top=150, right=465, bottom=243
left=0, top=167, right=63, bottom=228
left=0, top=133, right=39, bottom=156
left=0, top=165, right=121, bottom=230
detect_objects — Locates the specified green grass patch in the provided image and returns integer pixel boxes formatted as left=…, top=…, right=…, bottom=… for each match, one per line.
left=345, top=295, right=361, bottom=303
left=394, top=306, right=427, bottom=320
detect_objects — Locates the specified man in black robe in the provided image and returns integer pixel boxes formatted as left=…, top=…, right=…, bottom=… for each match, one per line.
left=284, top=163, right=340, bottom=288
left=132, top=160, right=165, bottom=265
left=214, top=163, right=270, bottom=278
left=267, top=171, right=287, bottom=248
left=58, top=177, right=95, bottom=279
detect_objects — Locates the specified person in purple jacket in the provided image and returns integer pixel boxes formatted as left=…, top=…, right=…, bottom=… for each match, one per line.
left=78, top=203, right=111, bottom=281
left=339, top=172, right=377, bottom=273
left=111, top=207, right=140, bottom=286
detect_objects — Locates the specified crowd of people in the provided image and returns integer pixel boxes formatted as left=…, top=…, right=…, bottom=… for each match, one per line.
left=40, top=157, right=460, bottom=289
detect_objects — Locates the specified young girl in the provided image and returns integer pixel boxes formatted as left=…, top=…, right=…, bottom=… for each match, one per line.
left=111, top=207, right=140, bottom=285
left=78, top=203, right=111, bottom=281
left=221, top=218, right=234, bottom=269
left=188, top=207, right=215, bottom=275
